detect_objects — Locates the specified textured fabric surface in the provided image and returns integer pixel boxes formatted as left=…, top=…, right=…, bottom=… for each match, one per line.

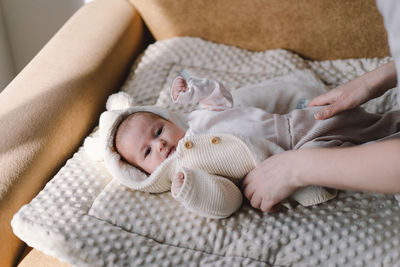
left=12, top=37, right=400, bottom=266
left=0, top=0, right=143, bottom=266
left=129, top=0, right=390, bottom=60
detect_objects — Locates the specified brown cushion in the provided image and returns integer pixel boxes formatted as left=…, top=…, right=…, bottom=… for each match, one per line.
left=130, top=0, right=390, bottom=60
left=17, top=247, right=71, bottom=267
left=0, top=0, right=143, bottom=266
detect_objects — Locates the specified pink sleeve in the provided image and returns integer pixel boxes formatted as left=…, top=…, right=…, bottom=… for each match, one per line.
left=172, top=77, right=233, bottom=111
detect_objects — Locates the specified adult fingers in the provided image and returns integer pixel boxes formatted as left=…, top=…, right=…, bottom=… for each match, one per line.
left=307, top=91, right=336, bottom=107
left=313, top=102, right=346, bottom=120
left=260, top=199, right=274, bottom=213
left=261, top=201, right=281, bottom=213
left=250, top=194, right=262, bottom=209
left=241, top=172, right=254, bottom=188
left=308, top=96, right=329, bottom=107
left=242, top=183, right=255, bottom=200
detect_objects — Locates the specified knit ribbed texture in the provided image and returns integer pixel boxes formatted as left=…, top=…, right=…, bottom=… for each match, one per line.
left=176, top=134, right=256, bottom=179
left=146, top=133, right=254, bottom=218
left=173, top=168, right=242, bottom=219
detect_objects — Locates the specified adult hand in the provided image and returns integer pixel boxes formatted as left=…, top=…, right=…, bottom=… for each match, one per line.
left=308, top=78, right=372, bottom=120
left=242, top=150, right=303, bottom=213
left=308, top=61, right=396, bottom=120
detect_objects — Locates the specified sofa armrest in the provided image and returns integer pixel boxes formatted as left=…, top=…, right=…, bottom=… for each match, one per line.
left=17, top=247, right=71, bottom=267
left=0, top=0, right=144, bottom=266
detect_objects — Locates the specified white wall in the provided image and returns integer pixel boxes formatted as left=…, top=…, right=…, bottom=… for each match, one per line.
left=0, top=2, right=15, bottom=91
left=0, top=0, right=86, bottom=92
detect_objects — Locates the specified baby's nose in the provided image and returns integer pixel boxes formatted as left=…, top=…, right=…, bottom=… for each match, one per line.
left=158, top=139, right=166, bottom=151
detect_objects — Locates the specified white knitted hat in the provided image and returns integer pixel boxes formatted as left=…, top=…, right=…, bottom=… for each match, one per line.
left=98, top=92, right=187, bottom=193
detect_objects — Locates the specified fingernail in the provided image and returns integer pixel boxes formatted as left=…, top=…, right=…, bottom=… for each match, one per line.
left=314, top=112, right=321, bottom=120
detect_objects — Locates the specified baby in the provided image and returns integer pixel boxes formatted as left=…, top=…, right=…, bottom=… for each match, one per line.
left=99, top=73, right=400, bottom=219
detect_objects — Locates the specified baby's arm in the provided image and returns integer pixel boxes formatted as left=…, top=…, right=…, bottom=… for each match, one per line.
left=171, top=168, right=242, bottom=219
left=171, top=75, right=233, bottom=111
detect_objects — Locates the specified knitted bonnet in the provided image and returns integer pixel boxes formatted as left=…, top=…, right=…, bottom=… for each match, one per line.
left=95, top=92, right=187, bottom=193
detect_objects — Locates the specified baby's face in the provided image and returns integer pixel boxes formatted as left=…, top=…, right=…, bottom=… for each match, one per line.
left=116, top=113, right=185, bottom=174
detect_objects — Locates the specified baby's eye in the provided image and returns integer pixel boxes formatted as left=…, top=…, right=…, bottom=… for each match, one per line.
left=145, top=147, right=151, bottom=157
left=156, top=126, right=163, bottom=136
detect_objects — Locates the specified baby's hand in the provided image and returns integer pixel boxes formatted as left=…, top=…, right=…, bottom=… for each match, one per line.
left=171, top=171, right=185, bottom=195
left=172, top=77, right=188, bottom=101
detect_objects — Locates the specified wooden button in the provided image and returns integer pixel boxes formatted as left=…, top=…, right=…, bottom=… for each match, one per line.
left=211, top=136, right=220, bottom=144
left=184, top=141, right=193, bottom=149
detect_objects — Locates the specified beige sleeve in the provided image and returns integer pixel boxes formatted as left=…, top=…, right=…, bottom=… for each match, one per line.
left=172, top=168, right=242, bottom=219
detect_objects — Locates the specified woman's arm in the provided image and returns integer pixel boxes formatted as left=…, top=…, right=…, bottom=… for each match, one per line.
left=242, top=138, right=400, bottom=212
left=308, top=61, right=397, bottom=120
left=298, top=139, right=400, bottom=193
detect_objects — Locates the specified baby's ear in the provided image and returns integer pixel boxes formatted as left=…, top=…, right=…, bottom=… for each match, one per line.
left=106, top=92, right=135, bottom=111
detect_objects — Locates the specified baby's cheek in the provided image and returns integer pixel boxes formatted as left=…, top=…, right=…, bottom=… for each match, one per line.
left=151, top=154, right=166, bottom=171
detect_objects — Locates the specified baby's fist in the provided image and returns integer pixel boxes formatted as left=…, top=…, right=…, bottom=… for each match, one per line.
left=172, top=77, right=188, bottom=101
left=171, top=171, right=185, bottom=195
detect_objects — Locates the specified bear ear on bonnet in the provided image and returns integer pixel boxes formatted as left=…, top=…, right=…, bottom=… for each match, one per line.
left=106, top=91, right=135, bottom=111
left=83, top=92, right=136, bottom=162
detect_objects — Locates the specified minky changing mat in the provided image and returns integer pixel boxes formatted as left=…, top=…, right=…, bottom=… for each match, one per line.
left=12, top=37, right=400, bottom=267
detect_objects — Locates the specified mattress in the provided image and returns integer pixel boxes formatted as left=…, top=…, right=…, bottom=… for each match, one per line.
left=12, top=37, right=400, bottom=266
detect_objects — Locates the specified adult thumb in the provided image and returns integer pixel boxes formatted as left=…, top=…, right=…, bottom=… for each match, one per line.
left=314, top=104, right=341, bottom=120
